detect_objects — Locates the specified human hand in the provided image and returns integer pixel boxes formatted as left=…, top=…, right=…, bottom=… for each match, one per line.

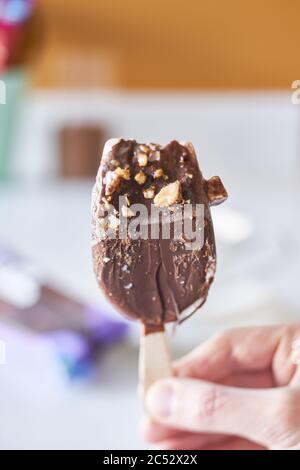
left=140, top=325, right=300, bottom=450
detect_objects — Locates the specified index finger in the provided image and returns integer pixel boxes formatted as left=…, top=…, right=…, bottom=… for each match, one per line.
left=174, top=325, right=297, bottom=385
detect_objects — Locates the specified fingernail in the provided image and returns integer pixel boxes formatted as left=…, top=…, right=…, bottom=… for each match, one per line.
left=146, top=382, right=174, bottom=418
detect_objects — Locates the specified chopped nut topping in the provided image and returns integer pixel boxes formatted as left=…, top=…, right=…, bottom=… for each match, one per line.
left=115, top=166, right=131, bottom=180
left=121, top=205, right=135, bottom=218
left=134, top=171, right=147, bottom=185
left=108, top=214, right=120, bottom=230
left=139, top=144, right=149, bottom=154
left=149, top=150, right=160, bottom=162
left=187, top=173, right=194, bottom=179
left=137, top=152, right=148, bottom=167
left=143, top=187, right=155, bottom=199
left=206, top=176, right=228, bottom=206
left=103, top=257, right=110, bottom=263
left=95, top=218, right=106, bottom=238
left=105, top=170, right=121, bottom=195
left=154, top=180, right=182, bottom=207
left=102, top=197, right=111, bottom=209
left=92, top=199, right=100, bottom=217
left=149, top=143, right=159, bottom=150
left=154, top=168, right=164, bottom=178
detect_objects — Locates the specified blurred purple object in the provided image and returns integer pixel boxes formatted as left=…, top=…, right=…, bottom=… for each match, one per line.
left=44, top=309, right=129, bottom=380
left=84, top=305, right=128, bottom=344
left=48, top=331, right=90, bottom=361
left=43, top=331, right=92, bottom=380
left=0, top=242, right=129, bottom=381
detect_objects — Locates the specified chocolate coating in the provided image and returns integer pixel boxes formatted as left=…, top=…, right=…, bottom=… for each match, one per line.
left=92, top=139, right=227, bottom=329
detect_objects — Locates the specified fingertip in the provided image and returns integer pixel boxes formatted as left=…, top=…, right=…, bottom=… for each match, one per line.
left=146, top=379, right=175, bottom=420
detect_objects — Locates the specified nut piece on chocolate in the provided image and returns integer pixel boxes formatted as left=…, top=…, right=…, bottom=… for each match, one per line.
left=154, top=181, right=182, bottom=207
left=205, top=176, right=228, bottom=206
left=135, top=171, right=147, bottom=185
left=91, top=138, right=228, bottom=330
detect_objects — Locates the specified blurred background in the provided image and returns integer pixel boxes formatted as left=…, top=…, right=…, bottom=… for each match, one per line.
left=1, top=0, right=300, bottom=450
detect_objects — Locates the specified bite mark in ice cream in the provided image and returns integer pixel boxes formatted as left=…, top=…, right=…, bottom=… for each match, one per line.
left=92, top=139, right=228, bottom=330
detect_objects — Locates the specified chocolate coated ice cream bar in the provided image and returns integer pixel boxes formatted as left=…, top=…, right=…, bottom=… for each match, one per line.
left=92, top=139, right=227, bottom=332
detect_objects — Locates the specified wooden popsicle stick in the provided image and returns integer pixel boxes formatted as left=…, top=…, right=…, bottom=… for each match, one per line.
left=139, top=325, right=173, bottom=402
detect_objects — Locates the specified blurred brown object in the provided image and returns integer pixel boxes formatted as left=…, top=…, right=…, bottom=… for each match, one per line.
left=32, top=0, right=300, bottom=90
left=59, top=125, right=106, bottom=178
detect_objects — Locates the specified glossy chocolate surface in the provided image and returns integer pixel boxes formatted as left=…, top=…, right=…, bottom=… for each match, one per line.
left=92, top=139, right=227, bottom=329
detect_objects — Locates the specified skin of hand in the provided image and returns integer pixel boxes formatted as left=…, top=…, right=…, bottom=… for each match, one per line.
left=140, top=325, right=300, bottom=450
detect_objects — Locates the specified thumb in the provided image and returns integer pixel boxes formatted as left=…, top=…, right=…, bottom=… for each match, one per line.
left=146, top=377, right=300, bottom=449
